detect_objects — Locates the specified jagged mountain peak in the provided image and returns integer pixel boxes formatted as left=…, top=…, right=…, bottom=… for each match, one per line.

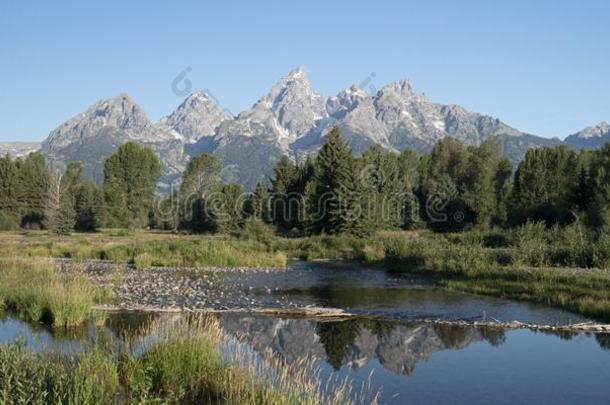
left=565, top=121, right=610, bottom=149
left=180, top=90, right=214, bottom=105
left=575, top=121, right=610, bottom=138
left=89, top=93, right=145, bottom=118
left=285, top=65, right=308, bottom=80
left=254, top=66, right=324, bottom=115
left=227, top=67, right=327, bottom=140
left=343, top=85, right=370, bottom=98
left=378, top=79, right=418, bottom=98
left=163, top=90, right=232, bottom=142
left=42, top=93, right=154, bottom=151
left=31, top=67, right=590, bottom=192
left=327, top=85, right=371, bottom=116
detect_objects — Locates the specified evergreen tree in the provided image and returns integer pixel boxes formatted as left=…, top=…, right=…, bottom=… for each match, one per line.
left=358, top=145, right=407, bottom=231
left=75, top=181, right=103, bottom=232
left=307, top=127, right=362, bottom=235
left=102, top=142, right=161, bottom=229
left=398, top=149, right=422, bottom=229
left=247, top=181, right=271, bottom=222
left=493, top=157, right=513, bottom=226
left=195, top=183, right=245, bottom=234
left=570, top=150, right=595, bottom=222
left=270, top=155, right=298, bottom=230
left=219, top=183, right=245, bottom=233
left=15, top=153, right=48, bottom=228
left=0, top=154, right=20, bottom=220
left=402, top=191, right=421, bottom=230
left=586, top=144, right=610, bottom=229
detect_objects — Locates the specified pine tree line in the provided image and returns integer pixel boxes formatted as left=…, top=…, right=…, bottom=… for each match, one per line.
left=162, top=127, right=610, bottom=236
left=2, top=131, right=610, bottom=236
left=0, top=142, right=159, bottom=234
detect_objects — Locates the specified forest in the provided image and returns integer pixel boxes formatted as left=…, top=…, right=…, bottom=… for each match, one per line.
left=1, top=127, right=609, bottom=238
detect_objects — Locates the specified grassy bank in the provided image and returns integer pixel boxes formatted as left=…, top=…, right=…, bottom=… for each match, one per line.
left=374, top=226, right=610, bottom=321
left=0, top=230, right=287, bottom=268
left=0, top=315, right=365, bottom=404
left=274, top=224, right=610, bottom=322
left=1, top=225, right=610, bottom=321
left=0, top=258, right=113, bottom=327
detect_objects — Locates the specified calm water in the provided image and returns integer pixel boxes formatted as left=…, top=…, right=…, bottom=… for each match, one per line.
left=1, top=262, right=609, bottom=404
left=229, top=261, right=589, bottom=325
left=218, top=314, right=610, bottom=405
left=1, top=313, right=609, bottom=404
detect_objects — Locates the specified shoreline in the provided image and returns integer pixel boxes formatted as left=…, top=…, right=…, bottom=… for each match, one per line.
left=5, top=255, right=610, bottom=329
left=92, top=304, right=610, bottom=333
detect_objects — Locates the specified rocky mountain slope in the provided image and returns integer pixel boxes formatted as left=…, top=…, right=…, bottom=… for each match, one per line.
left=195, top=69, right=564, bottom=189
left=564, top=122, right=610, bottom=150
left=0, top=142, right=41, bottom=158
left=40, top=94, right=188, bottom=186
left=160, top=91, right=232, bottom=143
left=6, top=67, right=605, bottom=191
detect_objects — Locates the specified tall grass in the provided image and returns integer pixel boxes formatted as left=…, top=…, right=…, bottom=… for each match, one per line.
left=369, top=225, right=610, bottom=321
left=0, top=315, right=373, bottom=404
left=266, top=225, right=610, bottom=321
left=0, top=342, right=119, bottom=404
left=2, top=227, right=610, bottom=320
left=0, top=258, right=106, bottom=327
left=0, top=231, right=287, bottom=268
left=127, top=239, right=288, bottom=269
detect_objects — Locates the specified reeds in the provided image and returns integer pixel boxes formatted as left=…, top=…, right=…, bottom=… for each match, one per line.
left=0, top=314, right=376, bottom=404
left=0, top=258, right=102, bottom=327
left=0, top=231, right=288, bottom=268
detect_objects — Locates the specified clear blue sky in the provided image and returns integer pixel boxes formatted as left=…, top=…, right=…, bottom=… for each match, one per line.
left=1, top=0, right=609, bottom=141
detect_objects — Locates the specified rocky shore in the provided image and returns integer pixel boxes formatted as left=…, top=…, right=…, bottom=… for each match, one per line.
left=55, top=259, right=610, bottom=334
left=56, top=259, right=294, bottom=311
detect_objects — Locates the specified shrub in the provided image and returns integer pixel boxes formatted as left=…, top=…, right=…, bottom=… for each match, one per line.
left=0, top=212, right=18, bottom=231
left=592, top=233, right=610, bottom=268
left=236, top=217, right=276, bottom=244
left=134, top=253, right=153, bottom=269
left=515, top=222, right=550, bottom=267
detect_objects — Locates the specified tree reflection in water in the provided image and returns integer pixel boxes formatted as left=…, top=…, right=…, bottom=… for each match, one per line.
left=316, top=320, right=396, bottom=370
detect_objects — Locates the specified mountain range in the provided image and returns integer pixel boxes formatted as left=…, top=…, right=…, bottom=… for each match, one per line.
left=1, top=67, right=607, bottom=190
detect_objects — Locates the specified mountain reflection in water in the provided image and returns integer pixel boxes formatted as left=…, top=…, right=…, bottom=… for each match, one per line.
left=2, top=312, right=610, bottom=404
left=218, top=314, right=508, bottom=376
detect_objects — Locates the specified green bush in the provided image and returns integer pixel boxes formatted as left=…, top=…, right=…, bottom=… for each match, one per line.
left=0, top=212, right=18, bottom=231
left=236, top=217, right=276, bottom=244
left=134, top=252, right=153, bottom=269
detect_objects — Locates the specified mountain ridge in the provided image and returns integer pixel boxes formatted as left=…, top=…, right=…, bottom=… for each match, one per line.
left=564, top=122, right=610, bottom=149
left=1, top=68, right=605, bottom=190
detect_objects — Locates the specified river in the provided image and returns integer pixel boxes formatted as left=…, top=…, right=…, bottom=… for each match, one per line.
left=2, top=261, right=609, bottom=404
